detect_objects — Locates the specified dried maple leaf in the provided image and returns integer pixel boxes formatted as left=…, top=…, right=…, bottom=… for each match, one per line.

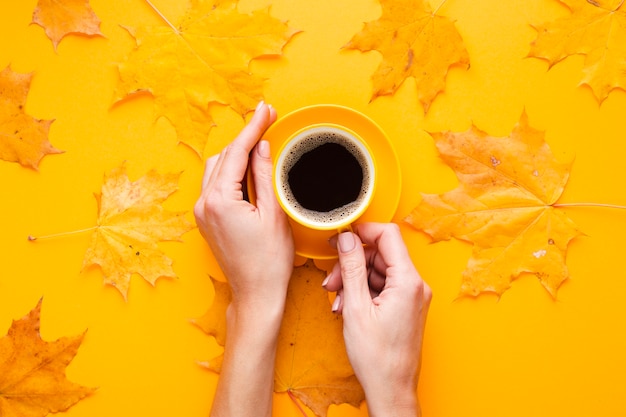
left=406, top=113, right=581, bottom=298
left=82, top=165, right=194, bottom=299
left=32, top=0, right=103, bottom=50
left=0, top=66, right=62, bottom=169
left=274, top=260, right=364, bottom=417
left=344, top=0, right=469, bottom=111
left=114, top=0, right=298, bottom=155
left=0, top=299, right=94, bottom=417
left=529, top=0, right=626, bottom=102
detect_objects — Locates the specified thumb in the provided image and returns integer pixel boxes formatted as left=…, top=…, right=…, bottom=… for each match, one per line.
left=337, top=232, right=371, bottom=313
left=250, top=140, right=280, bottom=212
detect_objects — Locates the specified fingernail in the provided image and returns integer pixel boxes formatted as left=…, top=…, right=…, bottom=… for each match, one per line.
left=322, top=275, right=330, bottom=287
left=338, top=232, right=356, bottom=253
left=255, top=100, right=265, bottom=111
left=331, top=294, right=341, bottom=312
left=257, top=140, right=270, bottom=158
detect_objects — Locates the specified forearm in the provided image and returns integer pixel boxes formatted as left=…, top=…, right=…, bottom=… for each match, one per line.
left=210, top=301, right=284, bottom=417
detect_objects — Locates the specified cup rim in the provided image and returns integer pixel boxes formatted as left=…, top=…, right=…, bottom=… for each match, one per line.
left=274, top=123, right=377, bottom=231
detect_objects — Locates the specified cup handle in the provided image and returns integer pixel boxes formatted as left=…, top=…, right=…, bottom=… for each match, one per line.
left=336, top=224, right=353, bottom=234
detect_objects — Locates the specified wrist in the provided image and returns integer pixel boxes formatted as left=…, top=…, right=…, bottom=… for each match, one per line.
left=364, top=384, right=420, bottom=417
left=228, top=297, right=285, bottom=340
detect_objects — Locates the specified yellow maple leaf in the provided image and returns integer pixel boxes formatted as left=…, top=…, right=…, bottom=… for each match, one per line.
left=406, top=113, right=581, bottom=298
left=114, top=0, right=298, bottom=156
left=0, top=66, right=62, bottom=169
left=82, top=165, right=194, bottom=299
left=529, top=0, right=626, bottom=102
left=31, top=0, right=103, bottom=50
left=0, top=299, right=94, bottom=417
left=274, top=260, right=364, bottom=417
left=344, top=0, right=469, bottom=111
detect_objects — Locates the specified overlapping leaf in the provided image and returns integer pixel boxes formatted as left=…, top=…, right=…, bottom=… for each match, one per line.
left=82, top=165, right=194, bottom=299
left=32, top=0, right=103, bottom=50
left=529, top=0, right=626, bottom=102
left=274, top=260, right=364, bottom=417
left=0, top=299, right=94, bottom=417
left=193, top=277, right=231, bottom=347
left=345, top=0, right=469, bottom=111
left=0, top=66, right=61, bottom=169
left=406, top=113, right=581, bottom=297
left=115, top=0, right=298, bottom=155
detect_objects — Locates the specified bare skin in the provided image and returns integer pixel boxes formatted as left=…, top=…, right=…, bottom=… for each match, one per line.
left=195, top=102, right=432, bottom=417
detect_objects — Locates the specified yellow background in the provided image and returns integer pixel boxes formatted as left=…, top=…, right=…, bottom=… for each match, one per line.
left=1, top=0, right=626, bottom=416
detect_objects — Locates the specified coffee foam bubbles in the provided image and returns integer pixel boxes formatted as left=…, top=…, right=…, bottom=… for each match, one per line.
left=277, top=127, right=374, bottom=226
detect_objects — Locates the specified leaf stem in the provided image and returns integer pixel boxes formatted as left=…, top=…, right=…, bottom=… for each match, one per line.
left=28, top=226, right=98, bottom=241
left=287, top=390, right=308, bottom=417
left=432, top=0, right=450, bottom=15
left=144, top=0, right=179, bottom=34
left=553, top=202, right=626, bottom=210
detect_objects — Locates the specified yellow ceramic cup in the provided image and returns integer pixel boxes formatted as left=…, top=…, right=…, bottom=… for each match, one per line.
left=273, top=123, right=377, bottom=232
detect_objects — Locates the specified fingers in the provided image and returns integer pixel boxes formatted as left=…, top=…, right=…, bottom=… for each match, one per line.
left=199, top=101, right=276, bottom=197
left=200, top=153, right=221, bottom=192
left=335, top=232, right=372, bottom=314
left=353, top=222, right=413, bottom=268
left=323, top=246, right=386, bottom=293
left=250, top=139, right=281, bottom=215
left=218, top=102, right=276, bottom=183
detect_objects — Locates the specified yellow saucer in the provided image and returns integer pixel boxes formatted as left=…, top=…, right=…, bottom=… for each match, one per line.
left=260, top=104, right=401, bottom=259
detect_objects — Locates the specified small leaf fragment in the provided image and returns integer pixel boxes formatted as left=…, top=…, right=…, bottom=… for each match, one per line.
left=32, top=0, right=103, bottom=50
left=192, top=277, right=232, bottom=346
left=0, top=66, right=62, bottom=169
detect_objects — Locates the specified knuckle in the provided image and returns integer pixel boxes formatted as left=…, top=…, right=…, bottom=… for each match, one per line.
left=195, top=192, right=221, bottom=218
left=340, top=257, right=366, bottom=282
left=385, top=222, right=401, bottom=234
left=423, top=282, right=433, bottom=305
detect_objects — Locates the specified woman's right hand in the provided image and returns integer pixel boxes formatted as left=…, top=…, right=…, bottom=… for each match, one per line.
left=323, top=223, right=432, bottom=417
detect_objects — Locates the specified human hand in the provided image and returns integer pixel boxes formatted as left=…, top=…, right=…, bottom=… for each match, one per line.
left=194, top=102, right=294, bottom=316
left=323, top=223, right=432, bottom=417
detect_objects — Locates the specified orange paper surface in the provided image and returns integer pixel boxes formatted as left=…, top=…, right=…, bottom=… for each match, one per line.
left=1, top=0, right=625, bottom=416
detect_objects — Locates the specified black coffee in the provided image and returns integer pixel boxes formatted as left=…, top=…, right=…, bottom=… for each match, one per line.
left=288, top=142, right=363, bottom=212
left=278, top=128, right=373, bottom=225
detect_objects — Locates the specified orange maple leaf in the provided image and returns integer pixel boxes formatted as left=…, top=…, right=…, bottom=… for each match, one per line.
left=274, top=260, right=364, bottom=417
left=528, top=0, right=626, bottom=102
left=196, top=261, right=364, bottom=416
left=0, top=66, right=62, bottom=169
left=82, top=165, right=194, bottom=299
left=0, top=299, right=94, bottom=417
left=344, top=0, right=469, bottom=111
left=406, top=113, right=581, bottom=298
left=114, top=0, right=298, bottom=156
left=31, top=0, right=103, bottom=50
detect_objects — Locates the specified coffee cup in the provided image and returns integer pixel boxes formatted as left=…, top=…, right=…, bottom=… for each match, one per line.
left=274, top=124, right=376, bottom=231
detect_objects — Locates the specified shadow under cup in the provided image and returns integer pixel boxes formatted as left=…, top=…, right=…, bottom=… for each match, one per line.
left=274, top=125, right=376, bottom=231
